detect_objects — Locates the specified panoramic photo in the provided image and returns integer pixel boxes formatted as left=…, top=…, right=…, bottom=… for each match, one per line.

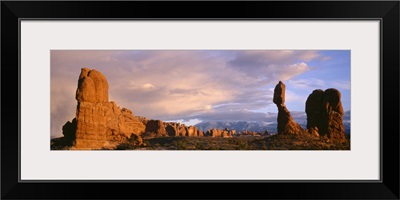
left=50, top=50, right=350, bottom=150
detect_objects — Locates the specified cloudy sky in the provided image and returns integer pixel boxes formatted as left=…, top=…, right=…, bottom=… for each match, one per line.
left=51, top=50, right=350, bottom=138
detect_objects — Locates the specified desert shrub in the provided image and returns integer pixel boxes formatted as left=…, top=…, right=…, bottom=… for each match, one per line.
left=141, top=132, right=157, bottom=139
left=237, top=140, right=249, bottom=150
left=209, top=145, right=220, bottom=150
left=176, top=139, right=188, bottom=150
left=115, top=143, right=135, bottom=150
left=50, top=137, right=74, bottom=150
left=195, top=142, right=206, bottom=150
left=128, top=134, right=143, bottom=146
left=261, top=140, right=267, bottom=150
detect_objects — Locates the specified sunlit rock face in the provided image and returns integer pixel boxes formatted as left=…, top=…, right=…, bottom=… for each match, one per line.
left=273, top=81, right=303, bottom=135
left=165, top=122, right=204, bottom=137
left=306, top=88, right=346, bottom=142
left=205, top=128, right=234, bottom=137
left=72, top=68, right=145, bottom=149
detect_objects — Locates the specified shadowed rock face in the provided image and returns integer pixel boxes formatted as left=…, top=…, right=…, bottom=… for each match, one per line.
left=166, top=123, right=179, bottom=137
left=62, top=118, right=77, bottom=145
left=145, top=120, right=168, bottom=137
left=306, top=88, right=346, bottom=142
left=305, top=89, right=324, bottom=136
left=73, top=68, right=145, bottom=149
left=273, top=81, right=303, bottom=135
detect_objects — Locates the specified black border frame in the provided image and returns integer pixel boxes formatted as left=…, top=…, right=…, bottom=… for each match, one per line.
left=2, top=1, right=399, bottom=199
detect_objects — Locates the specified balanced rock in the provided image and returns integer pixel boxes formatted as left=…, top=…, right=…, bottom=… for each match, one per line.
left=273, top=81, right=285, bottom=105
left=306, top=88, right=346, bottom=142
left=73, top=68, right=146, bottom=149
left=273, top=81, right=303, bottom=134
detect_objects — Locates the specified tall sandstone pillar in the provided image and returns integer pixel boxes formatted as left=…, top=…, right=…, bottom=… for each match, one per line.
left=73, top=68, right=145, bottom=149
left=273, top=81, right=303, bottom=134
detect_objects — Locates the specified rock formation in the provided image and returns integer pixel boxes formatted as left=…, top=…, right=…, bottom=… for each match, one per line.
left=239, top=130, right=265, bottom=136
left=273, top=81, right=303, bottom=134
left=306, top=88, right=346, bottom=142
left=165, top=122, right=180, bottom=136
left=188, top=126, right=204, bottom=137
left=205, top=128, right=234, bottom=137
left=62, top=118, right=77, bottom=145
left=165, top=122, right=204, bottom=137
left=73, top=68, right=146, bottom=149
left=197, top=129, right=204, bottom=137
left=305, top=89, right=324, bottom=136
left=145, top=120, right=168, bottom=137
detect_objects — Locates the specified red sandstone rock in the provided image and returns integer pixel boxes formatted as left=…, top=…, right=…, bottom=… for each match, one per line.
left=73, top=68, right=145, bottom=149
left=305, top=88, right=346, bottom=142
left=273, top=81, right=303, bottom=135
left=145, top=120, right=168, bottom=137
left=273, top=81, right=285, bottom=105
left=76, top=68, right=108, bottom=103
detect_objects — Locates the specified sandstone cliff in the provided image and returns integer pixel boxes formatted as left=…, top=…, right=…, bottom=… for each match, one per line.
left=70, top=68, right=146, bottom=149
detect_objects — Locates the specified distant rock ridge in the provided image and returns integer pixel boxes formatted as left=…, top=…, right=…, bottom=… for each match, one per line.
left=205, top=128, right=235, bottom=137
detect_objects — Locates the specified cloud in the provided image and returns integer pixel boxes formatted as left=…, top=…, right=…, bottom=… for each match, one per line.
left=287, top=78, right=326, bottom=90
left=50, top=50, right=326, bottom=137
left=141, top=83, right=155, bottom=89
left=285, top=89, right=307, bottom=103
left=186, top=110, right=273, bottom=122
left=320, top=56, right=332, bottom=61
left=227, top=50, right=319, bottom=81
left=331, top=80, right=351, bottom=90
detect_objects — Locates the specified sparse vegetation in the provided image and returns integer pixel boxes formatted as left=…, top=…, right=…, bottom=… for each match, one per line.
left=51, top=133, right=350, bottom=150
left=107, top=133, right=350, bottom=150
